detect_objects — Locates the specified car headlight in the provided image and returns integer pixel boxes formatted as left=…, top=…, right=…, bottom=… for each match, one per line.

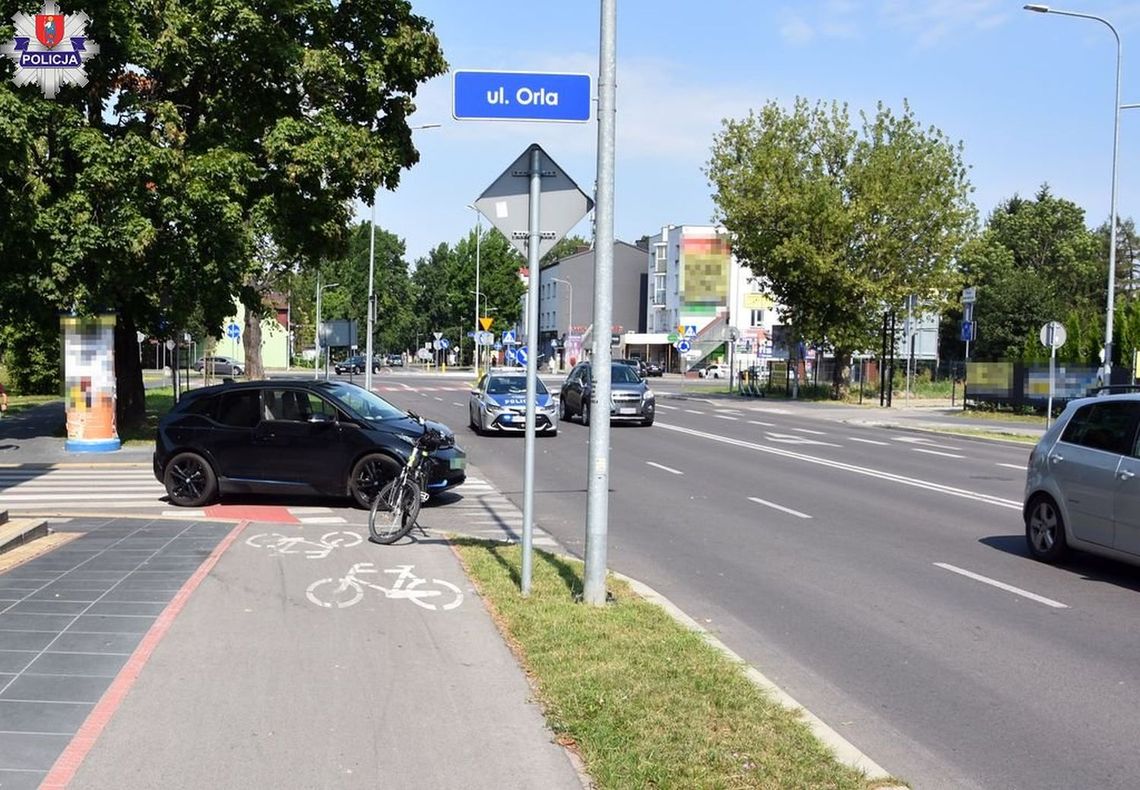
left=642, top=389, right=655, bottom=402
left=485, top=402, right=503, bottom=414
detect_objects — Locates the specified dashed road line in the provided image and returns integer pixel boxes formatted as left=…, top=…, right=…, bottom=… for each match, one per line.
left=714, top=415, right=738, bottom=421
left=791, top=428, right=827, bottom=435
left=934, top=563, right=1067, bottom=608
left=658, top=404, right=680, bottom=411
left=646, top=461, right=683, bottom=475
left=684, top=409, right=706, bottom=415
left=747, top=496, right=812, bottom=519
left=997, top=463, right=1026, bottom=471
left=912, top=448, right=965, bottom=459
left=748, top=420, right=775, bottom=427
left=848, top=437, right=889, bottom=446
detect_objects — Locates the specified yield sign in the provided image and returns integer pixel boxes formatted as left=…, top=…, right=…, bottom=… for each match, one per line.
left=473, top=143, right=593, bottom=260
left=479, top=316, right=494, bottom=331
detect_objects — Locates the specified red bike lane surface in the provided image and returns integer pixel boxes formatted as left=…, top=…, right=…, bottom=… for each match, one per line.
left=59, top=523, right=584, bottom=790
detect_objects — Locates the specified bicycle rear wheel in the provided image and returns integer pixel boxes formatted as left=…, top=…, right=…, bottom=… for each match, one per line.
left=368, top=479, right=422, bottom=544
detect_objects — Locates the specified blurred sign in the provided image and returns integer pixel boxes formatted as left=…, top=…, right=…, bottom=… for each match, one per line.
left=962, top=286, right=977, bottom=304
left=1039, top=321, right=1066, bottom=350
left=960, top=320, right=976, bottom=342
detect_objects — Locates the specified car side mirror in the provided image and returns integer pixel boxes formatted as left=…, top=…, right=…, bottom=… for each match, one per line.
left=308, top=413, right=336, bottom=426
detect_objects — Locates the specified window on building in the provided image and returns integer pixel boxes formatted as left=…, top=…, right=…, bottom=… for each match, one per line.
left=750, top=309, right=765, bottom=327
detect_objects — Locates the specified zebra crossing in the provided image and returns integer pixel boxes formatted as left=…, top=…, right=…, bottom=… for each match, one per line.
left=0, top=465, right=564, bottom=551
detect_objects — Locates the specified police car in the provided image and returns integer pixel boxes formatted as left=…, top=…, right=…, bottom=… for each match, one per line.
left=468, top=370, right=558, bottom=436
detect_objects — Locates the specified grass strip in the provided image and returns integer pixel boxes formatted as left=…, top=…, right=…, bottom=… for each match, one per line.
left=453, top=540, right=904, bottom=789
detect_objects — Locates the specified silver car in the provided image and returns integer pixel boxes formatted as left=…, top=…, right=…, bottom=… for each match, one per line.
left=468, top=371, right=558, bottom=436
left=1024, top=392, right=1140, bottom=565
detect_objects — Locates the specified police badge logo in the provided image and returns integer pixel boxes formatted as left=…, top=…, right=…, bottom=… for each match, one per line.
left=1, top=1, right=100, bottom=98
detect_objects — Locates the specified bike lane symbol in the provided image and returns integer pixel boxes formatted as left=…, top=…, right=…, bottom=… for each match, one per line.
left=245, top=531, right=363, bottom=560
left=306, top=563, right=464, bottom=611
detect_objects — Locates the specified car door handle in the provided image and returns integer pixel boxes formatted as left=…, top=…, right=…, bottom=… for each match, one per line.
left=1121, top=469, right=1136, bottom=481
left=1048, top=453, right=1064, bottom=464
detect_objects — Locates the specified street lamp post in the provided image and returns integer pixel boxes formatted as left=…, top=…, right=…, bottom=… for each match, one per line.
left=314, top=277, right=340, bottom=380
left=1025, top=4, right=1123, bottom=382
left=467, top=204, right=483, bottom=375
left=365, top=123, right=441, bottom=392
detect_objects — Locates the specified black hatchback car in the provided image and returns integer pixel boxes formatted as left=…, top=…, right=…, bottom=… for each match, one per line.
left=154, top=380, right=466, bottom=508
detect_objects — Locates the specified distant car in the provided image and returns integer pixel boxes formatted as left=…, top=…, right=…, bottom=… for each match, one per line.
left=700, top=363, right=729, bottom=379
left=194, top=356, right=243, bottom=376
left=386, top=354, right=404, bottom=367
left=1024, top=392, right=1140, bottom=567
left=644, top=360, right=664, bottom=377
left=153, top=380, right=466, bottom=509
left=334, top=355, right=378, bottom=375
left=559, top=361, right=655, bottom=426
left=469, top=370, right=558, bottom=436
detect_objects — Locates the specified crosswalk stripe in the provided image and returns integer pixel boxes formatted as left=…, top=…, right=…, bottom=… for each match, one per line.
left=297, top=516, right=347, bottom=524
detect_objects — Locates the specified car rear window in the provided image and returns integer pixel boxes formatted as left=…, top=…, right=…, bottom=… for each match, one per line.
left=1060, top=401, right=1140, bottom=456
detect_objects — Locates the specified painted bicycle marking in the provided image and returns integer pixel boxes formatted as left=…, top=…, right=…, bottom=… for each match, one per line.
left=306, top=563, right=464, bottom=611
left=245, top=530, right=363, bottom=560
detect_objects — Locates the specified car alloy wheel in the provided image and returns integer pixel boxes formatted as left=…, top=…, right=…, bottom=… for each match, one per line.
left=349, top=453, right=398, bottom=509
left=163, top=452, right=218, bottom=507
left=1025, top=495, right=1069, bottom=563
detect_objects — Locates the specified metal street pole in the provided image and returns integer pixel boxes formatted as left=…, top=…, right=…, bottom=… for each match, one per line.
left=1025, top=5, right=1122, bottom=382
left=468, top=205, right=482, bottom=375
left=585, top=0, right=617, bottom=606
left=521, top=147, right=543, bottom=597
left=314, top=274, right=322, bottom=381
left=366, top=123, right=439, bottom=391
left=552, top=278, right=573, bottom=372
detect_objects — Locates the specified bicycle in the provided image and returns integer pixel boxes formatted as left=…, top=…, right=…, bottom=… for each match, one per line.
left=368, top=413, right=444, bottom=544
left=305, top=562, right=464, bottom=611
left=245, top=530, right=362, bottom=560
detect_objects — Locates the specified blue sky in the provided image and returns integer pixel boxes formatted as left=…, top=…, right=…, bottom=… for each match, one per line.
left=366, top=1, right=1140, bottom=265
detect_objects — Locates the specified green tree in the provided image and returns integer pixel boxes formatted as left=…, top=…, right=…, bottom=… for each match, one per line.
left=963, top=188, right=1105, bottom=364
left=0, top=0, right=446, bottom=426
left=707, top=98, right=975, bottom=395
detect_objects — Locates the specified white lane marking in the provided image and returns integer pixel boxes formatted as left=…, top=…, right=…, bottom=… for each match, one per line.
left=848, top=437, right=889, bottom=446
left=764, top=432, right=842, bottom=448
left=658, top=422, right=1021, bottom=510
left=714, top=415, right=738, bottom=421
left=434, top=397, right=444, bottom=401
left=748, top=420, right=775, bottom=427
left=753, top=407, right=791, bottom=414
left=998, top=463, right=1026, bottom=471
left=791, top=428, right=827, bottom=435
left=748, top=496, right=812, bottom=519
left=298, top=517, right=348, bottom=524
left=452, top=402, right=463, bottom=407
left=290, top=507, right=333, bottom=513
left=163, top=510, right=204, bottom=518
left=658, top=404, right=680, bottom=411
left=684, top=409, right=706, bottom=415
left=892, top=436, right=961, bottom=451
left=934, top=563, right=1068, bottom=609
left=646, top=461, right=683, bottom=475
left=912, top=448, right=965, bottom=459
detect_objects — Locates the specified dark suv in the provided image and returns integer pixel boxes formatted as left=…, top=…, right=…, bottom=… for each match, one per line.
left=334, top=355, right=378, bottom=375
left=154, top=380, right=465, bottom=508
left=558, top=361, right=655, bottom=426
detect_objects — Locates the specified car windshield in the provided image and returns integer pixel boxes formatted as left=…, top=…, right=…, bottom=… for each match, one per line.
left=487, top=375, right=549, bottom=395
left=611, top=364, right=641, bottom=384
left=320, top=381, right=406, bottom=421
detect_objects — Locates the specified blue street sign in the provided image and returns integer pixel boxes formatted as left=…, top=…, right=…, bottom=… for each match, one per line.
left=683, top=324, right=697, bottom=339
left=677, top=339, right=691, bottom=353
left=467, top=331, right=476, bottom=339
left=225, top=322, right=241, bottom=340
left=453, top=70, right=592, bottom=123
left=506, top=347, right=517, bottom=362
left=960, top=320, right=976, bottom=342
left=493, top=342, right=502, bottom=351
left=516, top=346, right=528, bottom=365
left=502, top=330, right=516, bottom=345
left=439, top=338, right=450, bottom=349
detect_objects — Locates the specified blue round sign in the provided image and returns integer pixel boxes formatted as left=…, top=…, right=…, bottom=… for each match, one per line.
left=439, top=337, right=450, bottom=349
left=516, top=347, right=528, bottom=365
left=677, top=339, right=691, bottom=352
left=225, top=322, right=241, bottom=340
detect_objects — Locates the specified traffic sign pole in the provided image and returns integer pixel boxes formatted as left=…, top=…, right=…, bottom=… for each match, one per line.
left=584, top=0, right=617, bottom=607
left=521, top=147, right=542, bottom=596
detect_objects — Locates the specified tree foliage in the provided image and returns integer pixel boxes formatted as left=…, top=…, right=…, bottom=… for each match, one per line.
left=706, top=98, right=975, bottom=394
left=0, top=0, right=446, bottom=421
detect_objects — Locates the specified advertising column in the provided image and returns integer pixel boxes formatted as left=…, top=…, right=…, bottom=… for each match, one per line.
left=62, top=314, right=120, bottom=452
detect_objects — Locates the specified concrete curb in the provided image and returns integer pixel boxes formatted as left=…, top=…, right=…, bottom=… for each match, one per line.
left=610, top=569, right=899, bottom=785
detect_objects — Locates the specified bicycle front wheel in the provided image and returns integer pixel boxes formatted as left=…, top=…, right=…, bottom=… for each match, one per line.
left=368, top=479, right=422, bottom=544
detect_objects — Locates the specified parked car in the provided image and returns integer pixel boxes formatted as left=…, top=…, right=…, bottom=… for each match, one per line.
left=1023, top=392, right=1140, bottom=566
left=194, top=356, right=243, bottom=376
left=154, top=380, right=466, bottom=508
left=558, top=361, right=655, bottom=426
left=386, top=354, right=404, bottom=367
left=700, top=363, right=729, bottom=379
left=334, top=355, right=378, bottom=375
left=469, top=370, right=558, bottom=436
left=643, top=360, right=664, bottom=377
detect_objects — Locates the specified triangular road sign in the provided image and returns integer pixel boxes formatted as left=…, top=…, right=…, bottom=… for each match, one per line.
left=479, top=317, right=493, bottom=331
left=473, top=143, right=593, bottom=260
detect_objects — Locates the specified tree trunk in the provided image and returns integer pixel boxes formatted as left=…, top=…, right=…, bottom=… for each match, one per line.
left=114, top=313, right=146, bottom=431
left=243, top=311, right=264, bottom=379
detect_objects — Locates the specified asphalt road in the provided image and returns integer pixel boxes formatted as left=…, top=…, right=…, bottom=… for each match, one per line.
left=379, top=371, right=1140, bottom=790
